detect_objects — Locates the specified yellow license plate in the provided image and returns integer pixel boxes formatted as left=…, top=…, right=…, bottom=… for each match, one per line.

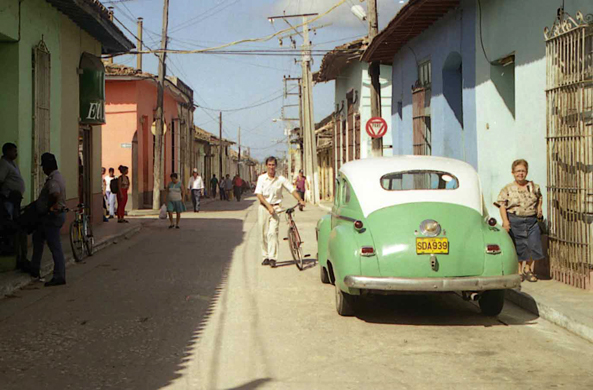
left=416, top=238, right=449, bottom=254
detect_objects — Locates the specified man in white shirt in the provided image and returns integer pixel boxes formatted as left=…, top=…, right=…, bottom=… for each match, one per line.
left=103, top=167, right=116, bottom=218
left=255, top=156, right=305, bottom=266
left=188, top=169, right=204, bottom=212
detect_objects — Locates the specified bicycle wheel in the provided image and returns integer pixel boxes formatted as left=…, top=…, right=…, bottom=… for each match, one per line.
left=69, top=221, right=85, bottom=262
left=83, top=216, right=94, bottom=256
left=288, top=225, right=304, bottom=270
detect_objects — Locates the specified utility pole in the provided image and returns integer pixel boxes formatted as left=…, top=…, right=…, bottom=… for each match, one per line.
left=152, top=0, right=170, bottom=210
left=219, top=112, right=223, bottom=180
left=237, top=126, right=241, bottom=175
left=368, top=0, right=383, bottom=157
left=136, top=17, right=143, bottom=70
left=301, top=15, right=320, bottom=204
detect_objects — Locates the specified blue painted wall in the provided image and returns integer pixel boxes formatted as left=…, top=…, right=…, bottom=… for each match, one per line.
left=390, top=0, right=477, bottom=169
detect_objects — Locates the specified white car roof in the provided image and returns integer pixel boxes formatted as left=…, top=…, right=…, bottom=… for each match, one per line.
left=340, top=156, right=483, bottom=218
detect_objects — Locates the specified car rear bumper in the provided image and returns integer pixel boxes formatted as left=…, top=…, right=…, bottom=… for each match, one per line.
left=343, top=274, right=521, bottom=292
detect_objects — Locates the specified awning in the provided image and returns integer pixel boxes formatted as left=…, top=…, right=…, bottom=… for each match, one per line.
left=45, top=0, right=134, bottom=54
left=362, top=0, right=459, bottom=64
left=79, top=52, right=105, bottom=125
left=314, top=39, right=366, bottom=83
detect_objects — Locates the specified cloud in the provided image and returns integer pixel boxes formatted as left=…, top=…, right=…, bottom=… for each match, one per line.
left=269, top=0, right=404, bottom=29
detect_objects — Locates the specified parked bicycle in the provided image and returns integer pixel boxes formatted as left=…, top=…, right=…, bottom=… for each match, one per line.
left=272, top=205, right=304, bottom=270
left=69, top=203, right=94, bottom=262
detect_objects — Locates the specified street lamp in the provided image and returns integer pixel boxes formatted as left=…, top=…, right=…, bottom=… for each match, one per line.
left=351, top=5, right=366, bottom=21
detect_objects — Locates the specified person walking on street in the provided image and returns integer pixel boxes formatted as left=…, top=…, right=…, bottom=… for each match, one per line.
left=116, top=165, right=130, bottom=223
left=188, top=169, right=204, bottom=212
left=0, top=142, right=27, bottom=270
left=255, top=156, right=305, bottom=266
left=166, top=173, right=186, bottom=228
left=495, top=159, right=545, bottom=283
left=224, top=174, right=233, bottom=202
left=29, top=153, right=67, bottom=286
left=104, top=167, right=116, bottom=219
left=232, top=174, right=243, bottom=202
left=294, top=170, right=308, bottom=211
left=210, top=174, right=218, bottom=199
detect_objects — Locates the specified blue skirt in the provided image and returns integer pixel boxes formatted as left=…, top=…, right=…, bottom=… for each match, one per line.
left=508, top=214, right=545, bottom=261
left=167, top=200, right=186, bottom=213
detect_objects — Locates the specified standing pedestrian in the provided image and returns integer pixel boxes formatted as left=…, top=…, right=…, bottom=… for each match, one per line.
left=166, top=173, right=186, bottom=229
left=210, top=174, right=218, bottom=199
left=294, top=170, right=308, bottom=211
left=495, top=159, right=545, bottom=282
left=224, top=174, right=233, bottom=202
left=101, top=167, right=109, bottom=222
left=104, top=167, right=116, bottom=219
left=116, top=165, right=130, bottom=223
left=232, top=174, right=243, bottom=202
left=255, top=156, right=305, bottom=267
left=0, top=142, right=27, bottom=270
left=187, top=169, right=204, bottom=212
left=29, top=153, right=67, bottom=286
left=219, top=177, right=226, bottom=201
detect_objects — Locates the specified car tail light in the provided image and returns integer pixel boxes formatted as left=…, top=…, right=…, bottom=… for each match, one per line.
left=361, top=246, right=375, bottom=256
left=487, top=217, right=497, bottom=227
left=354, top=220, right=364, bottom=230
left=486, top=244, right=501, bottom=254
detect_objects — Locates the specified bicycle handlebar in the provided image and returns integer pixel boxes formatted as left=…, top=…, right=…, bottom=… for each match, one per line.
left=277, top=205, right=298, bottom=215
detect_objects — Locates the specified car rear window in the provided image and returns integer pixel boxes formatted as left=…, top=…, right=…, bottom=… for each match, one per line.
left=380, top=170, right=459, bottom=191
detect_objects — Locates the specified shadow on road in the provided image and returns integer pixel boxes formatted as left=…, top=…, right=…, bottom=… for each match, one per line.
left=0, top=215, right=248, bottom=390
left=354, top=293, right=539, bottom=327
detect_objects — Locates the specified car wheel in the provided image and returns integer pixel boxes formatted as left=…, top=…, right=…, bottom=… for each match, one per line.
left=335, top=282, right=357, bottom=316
left=479, top=290, right=505, bottom=316
left=320, top=265, right=330, bottom=284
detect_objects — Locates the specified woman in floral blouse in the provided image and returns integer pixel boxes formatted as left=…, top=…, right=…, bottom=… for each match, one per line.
left=495, top=159, right=544, bottom=282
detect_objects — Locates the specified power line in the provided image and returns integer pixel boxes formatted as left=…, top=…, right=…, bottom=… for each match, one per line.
left=168, top=0, right=242, bottom=34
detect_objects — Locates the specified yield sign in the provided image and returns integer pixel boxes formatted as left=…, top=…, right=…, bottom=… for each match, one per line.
left=366, top=117, right=388, bottom=139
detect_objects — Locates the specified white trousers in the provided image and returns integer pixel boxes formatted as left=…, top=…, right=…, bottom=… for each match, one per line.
left=258, top=205, right=280, bottom=261
left=106, top=191, right=116, bottom=216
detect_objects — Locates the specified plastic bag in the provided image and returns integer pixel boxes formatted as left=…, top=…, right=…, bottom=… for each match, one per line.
left=159, top=204, right=167, bottom=219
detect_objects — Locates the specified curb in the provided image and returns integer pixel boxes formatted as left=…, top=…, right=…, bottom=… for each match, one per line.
left=505, top=288, right=593, bottom=344
left=1, top=223, right=143, bottom=298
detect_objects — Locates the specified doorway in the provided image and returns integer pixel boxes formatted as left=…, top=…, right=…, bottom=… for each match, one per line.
left=78, top=126, right=92, bottom=214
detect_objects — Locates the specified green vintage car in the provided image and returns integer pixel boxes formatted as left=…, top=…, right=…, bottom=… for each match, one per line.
left=316, top=156, right=521, bottom=316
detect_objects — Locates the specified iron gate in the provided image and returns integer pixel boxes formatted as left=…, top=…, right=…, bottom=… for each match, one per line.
left=545, top=11, right=593, bottom=289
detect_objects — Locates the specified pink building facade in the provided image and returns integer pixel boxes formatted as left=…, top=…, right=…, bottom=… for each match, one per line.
left=102, top=65, right=194, bottom=210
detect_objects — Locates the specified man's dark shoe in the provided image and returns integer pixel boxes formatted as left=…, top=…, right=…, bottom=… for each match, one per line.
left=261, top=259, right=270, bottom=266
left=44, top=278, right=66, bottom=287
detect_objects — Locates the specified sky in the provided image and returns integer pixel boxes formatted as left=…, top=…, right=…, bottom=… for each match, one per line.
left=107, top=0, right=405, bottom=160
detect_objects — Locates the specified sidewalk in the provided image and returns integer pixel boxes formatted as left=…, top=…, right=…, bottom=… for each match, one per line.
left=0, top=217, right=149, bottom=298
left=506, top=279, right=593, bottom=343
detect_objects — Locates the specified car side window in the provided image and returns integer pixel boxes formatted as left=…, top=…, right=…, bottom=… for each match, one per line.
left=343, top=182, right=351, bottom=204
left=334, top=179, right=341, bottom=207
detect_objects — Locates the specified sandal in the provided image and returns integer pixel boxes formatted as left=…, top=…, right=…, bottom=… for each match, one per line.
left=524, top=271, right=538, bottom=283
left=168, top=225, right=174, bottom=229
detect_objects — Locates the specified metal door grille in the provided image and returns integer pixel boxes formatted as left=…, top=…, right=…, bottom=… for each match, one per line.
left=32, top=39, right=51, bottom=196
left=545, top=11, right=593, bottom=289
left=355, top=113, right=361, bottom=160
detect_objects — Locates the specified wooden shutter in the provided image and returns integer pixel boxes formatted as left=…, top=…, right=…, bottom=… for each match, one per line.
left=32, top=40, right=51, bottom=196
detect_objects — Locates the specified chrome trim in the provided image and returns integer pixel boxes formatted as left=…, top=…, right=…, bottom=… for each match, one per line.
left=332, top=213, right=357, bottom=223
left=344, top=274, right=521, bottom=292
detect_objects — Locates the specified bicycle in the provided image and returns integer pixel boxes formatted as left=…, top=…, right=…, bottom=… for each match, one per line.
left=273, top=205, right=304, bottom=270
left=69, top=203, right=94, bottom=262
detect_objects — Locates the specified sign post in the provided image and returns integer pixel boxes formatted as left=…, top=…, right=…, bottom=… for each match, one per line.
left=366, top=117, right=388, bottom=139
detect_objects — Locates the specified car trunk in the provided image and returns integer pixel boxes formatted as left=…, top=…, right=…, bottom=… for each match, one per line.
left=366, top=203, right=486, bottom=278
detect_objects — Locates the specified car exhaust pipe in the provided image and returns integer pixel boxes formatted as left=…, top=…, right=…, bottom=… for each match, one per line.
left=470, top=292, right=480, bottom=301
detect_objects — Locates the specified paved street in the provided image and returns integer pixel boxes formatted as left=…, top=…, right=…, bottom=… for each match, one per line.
left=1, top=195, right=593, bottom=390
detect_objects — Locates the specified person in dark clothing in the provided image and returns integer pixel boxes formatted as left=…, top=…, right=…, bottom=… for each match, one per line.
left=210, top=174, right=218, bottom=199
left=29, top=153, right=67, bottom=287
left=0, top=143, right=28, bottom=269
